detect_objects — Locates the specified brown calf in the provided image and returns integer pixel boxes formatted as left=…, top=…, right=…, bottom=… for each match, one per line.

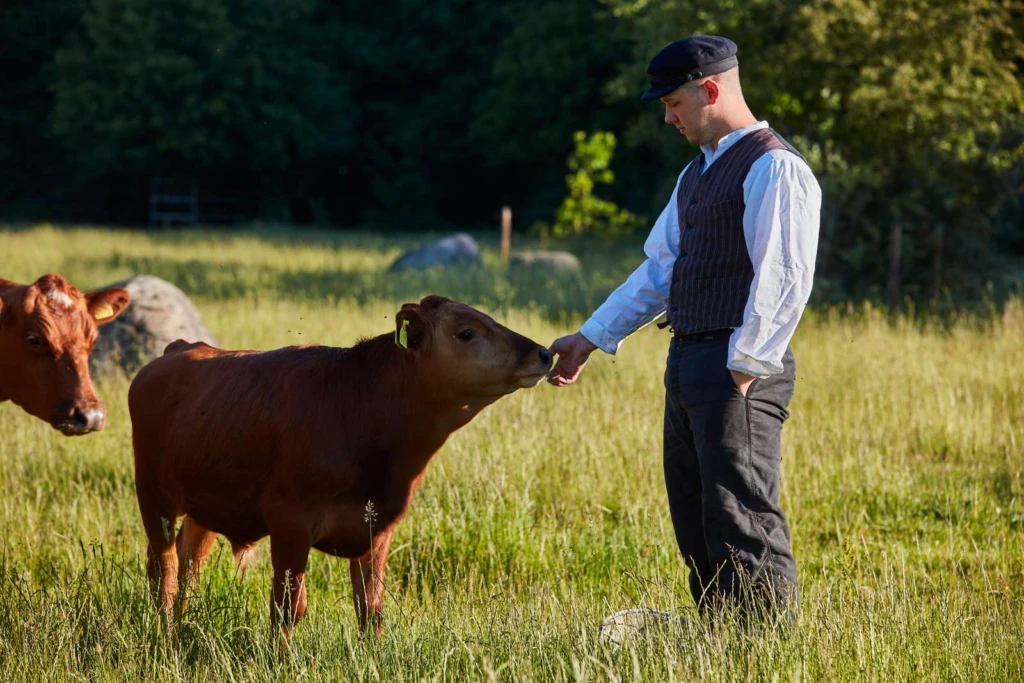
left=0, top=274, right=130, bottom=435
left=129, top=295, right=552, bottom=639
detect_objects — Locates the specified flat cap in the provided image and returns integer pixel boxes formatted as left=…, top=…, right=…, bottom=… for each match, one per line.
left=641, top=35, right=738, bottom=101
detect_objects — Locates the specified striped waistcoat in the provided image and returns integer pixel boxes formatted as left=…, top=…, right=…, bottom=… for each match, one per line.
left=667, top=128, right=802, bottom=335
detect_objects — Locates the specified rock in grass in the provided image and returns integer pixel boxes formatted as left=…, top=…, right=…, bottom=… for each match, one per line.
left=598, top=607, right=691, bottom=650
left=90, top=275, right=217, bottom=376
left=509, top=250, right=581, bottom=274
left=388, top=233, right=482, bottom=272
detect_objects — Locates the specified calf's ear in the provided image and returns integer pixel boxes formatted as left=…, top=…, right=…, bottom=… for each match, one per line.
left=86, top=286, right=130, bottom=325
left=0, top=295, right=13, bottom=327
left=395, top=303, right=427, bottom=350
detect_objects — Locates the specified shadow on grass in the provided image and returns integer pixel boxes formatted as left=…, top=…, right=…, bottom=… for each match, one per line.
left=273, top=264, right=606, bottom=319
left=132, top=223, right=435, bottom=251
left=74, top=252, right=634, bottom=322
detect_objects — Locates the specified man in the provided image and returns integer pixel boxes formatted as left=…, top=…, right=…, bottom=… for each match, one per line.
left=548, top=35, right=821, bottom=623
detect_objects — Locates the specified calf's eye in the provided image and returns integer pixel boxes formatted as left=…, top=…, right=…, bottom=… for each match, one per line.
left=27, top=335, right=41, bottom=349
left=457, top=329, right=475, bottom=342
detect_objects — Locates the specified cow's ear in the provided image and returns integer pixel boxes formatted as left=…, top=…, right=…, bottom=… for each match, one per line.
left=85, top=286, right=130, bottom=325
left=395, top=303, right=427, bottom=350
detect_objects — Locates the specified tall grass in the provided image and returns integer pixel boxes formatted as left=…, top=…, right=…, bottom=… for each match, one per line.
left=0, top=224, right=1022, bottom=681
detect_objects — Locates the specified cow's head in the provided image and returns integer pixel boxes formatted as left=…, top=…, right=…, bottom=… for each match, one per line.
left=394, top=295, right=552, bottom=400
left=0, top=274, right=129, bottom=435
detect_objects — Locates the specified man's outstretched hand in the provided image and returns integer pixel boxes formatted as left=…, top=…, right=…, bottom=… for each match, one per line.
left=547, top=332, right=599, bottom=387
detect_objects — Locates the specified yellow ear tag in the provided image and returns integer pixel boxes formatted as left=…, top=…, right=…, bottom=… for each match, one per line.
left=397, top=319, right=409, bottom=348
left=93, top=304, right=114, bottom=321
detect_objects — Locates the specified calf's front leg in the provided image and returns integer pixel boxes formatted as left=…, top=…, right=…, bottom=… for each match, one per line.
left=269, top=528, right=311, bottom=644
left=350, top=527, right=395, bottom=636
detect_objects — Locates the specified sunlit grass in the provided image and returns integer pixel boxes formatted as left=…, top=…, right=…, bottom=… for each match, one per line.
left=0, top=224, right=1022, bottom=681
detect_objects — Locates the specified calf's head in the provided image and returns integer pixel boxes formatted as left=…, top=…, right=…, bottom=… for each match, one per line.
left=0, top=274, right=129, bottom=435
left=394, top=295, right=552, bottom=399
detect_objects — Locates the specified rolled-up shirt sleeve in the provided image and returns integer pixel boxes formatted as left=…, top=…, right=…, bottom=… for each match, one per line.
left=728, top=150, right=822, bottom=377
left=579, top=170, right=687, bottom=354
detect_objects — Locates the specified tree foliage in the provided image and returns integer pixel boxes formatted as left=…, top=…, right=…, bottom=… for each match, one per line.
left=50, top=0, right=353, bottom=173
left=0, top=0, right=86, bottom=215
left=0, top=0, right=1020, bottom=304
left=605, top=0, right=1024, bottom=303
left=785, top=0, right=1024, bottom=301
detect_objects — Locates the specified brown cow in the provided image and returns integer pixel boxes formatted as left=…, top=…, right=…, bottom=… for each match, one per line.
left=0, top=274, right=130, bottom=435
left=129, top=295, right=552, bottom=640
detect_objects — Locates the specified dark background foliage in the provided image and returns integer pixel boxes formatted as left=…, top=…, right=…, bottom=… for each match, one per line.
left=1, top=0, right=1021, bottom=305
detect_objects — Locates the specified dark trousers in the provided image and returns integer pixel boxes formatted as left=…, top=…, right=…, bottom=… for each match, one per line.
left=663, top=334, right=797, bottom=619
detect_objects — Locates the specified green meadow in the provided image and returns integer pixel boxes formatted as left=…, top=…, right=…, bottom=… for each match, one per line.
left=0, top=224, right=1022, bottom=681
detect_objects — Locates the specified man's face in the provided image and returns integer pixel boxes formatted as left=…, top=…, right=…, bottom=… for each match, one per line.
left=661, top=83, right=713, bottom=146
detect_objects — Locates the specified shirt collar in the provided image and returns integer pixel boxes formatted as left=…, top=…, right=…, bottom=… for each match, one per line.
left=699, top=121, right=769, bottom=169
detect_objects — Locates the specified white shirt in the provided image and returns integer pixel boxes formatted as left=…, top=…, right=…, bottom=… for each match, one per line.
left=579, top=121, right=822, bottom=378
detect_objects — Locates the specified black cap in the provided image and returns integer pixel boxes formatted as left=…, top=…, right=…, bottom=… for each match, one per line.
left=641, top=35, right=739, bottom=101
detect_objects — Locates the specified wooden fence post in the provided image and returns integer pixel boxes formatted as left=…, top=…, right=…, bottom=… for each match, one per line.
left=931, top=222, right=944, bottom=310
left=888, top=223, right=902, bottom=313
left=500, top=206, right=512, bottom=261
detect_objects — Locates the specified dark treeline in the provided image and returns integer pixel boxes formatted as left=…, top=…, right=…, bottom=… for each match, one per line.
left=1, top=0, right=1022, bottom=305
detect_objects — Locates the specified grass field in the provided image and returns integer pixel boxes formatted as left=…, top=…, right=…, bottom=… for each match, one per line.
left=1, top=224, right=1022, bottom=681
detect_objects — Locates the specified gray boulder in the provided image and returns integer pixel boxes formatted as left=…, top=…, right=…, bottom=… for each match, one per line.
left=388, top=233, right=482, bottom=271
left=91, top=275, right=217, bottom=376
left=510, top=250, right=581, bottom=274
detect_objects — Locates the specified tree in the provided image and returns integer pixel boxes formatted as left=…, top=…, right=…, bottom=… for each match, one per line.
left=0, top=0, right=86, bottom=218
left=535, top=130, right=643, bottom=239
left=50, top=0, right=353, bottom=178
left=471, top=0, right=634, bottom=227
left=790, top=0, right=1024, bottom=304
left=314, top=0, right=508, bottom=226
left=606, top=0, right=1024, bottom=305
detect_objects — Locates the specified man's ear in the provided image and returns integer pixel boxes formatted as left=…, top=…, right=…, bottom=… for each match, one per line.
left=85, top=286, right=130, bottom=325
left=703, top=78, right=720, bottom=105
left=395, top=303, right=427, bottom=350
